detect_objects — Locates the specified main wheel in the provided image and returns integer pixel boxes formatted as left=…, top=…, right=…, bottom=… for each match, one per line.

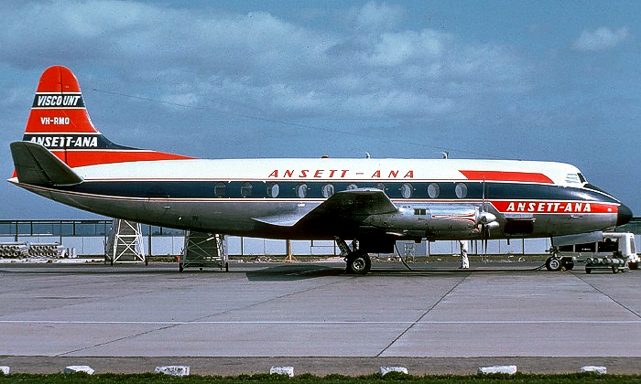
left=629, top=261, right=638, bottom=270
left=346, top=252, right=371, bottom=275
left=545, top=257, right=562, bottom=271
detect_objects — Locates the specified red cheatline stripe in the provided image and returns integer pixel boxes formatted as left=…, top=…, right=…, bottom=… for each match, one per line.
left=50, top=150, right=193, bottom=167
left=460, top=170, right=553, bottom=184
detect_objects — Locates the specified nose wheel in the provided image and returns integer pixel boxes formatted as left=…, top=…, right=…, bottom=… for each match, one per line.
left=545, top=247, right=574, bottom=271
left=545, top=257, right=562, bottom=271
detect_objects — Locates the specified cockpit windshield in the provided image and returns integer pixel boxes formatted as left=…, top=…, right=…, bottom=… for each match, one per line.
left=565, top=172, right=588, bottom=185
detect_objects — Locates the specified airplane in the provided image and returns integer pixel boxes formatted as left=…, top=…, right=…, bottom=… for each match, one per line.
left=8, top=66, right=633, bottom=274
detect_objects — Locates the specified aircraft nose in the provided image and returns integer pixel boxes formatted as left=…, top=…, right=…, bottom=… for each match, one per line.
left=617, top=203, right=633, bottom=227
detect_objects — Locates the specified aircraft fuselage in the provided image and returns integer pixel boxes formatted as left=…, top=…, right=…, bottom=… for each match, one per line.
left=10, top=157, right=628, bottom=243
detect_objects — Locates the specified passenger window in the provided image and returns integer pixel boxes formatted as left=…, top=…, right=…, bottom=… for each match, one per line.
left=455, top=183, right=467, bottom=199
left=401, top=183, right=413, bottom=198
left=322, top=183, right=334, bottom=198
left=374, top=183, right=385, bottom=191
left=241, top=182, right=253, bottom=197
left=428, top=183, right=440, bottom=198
left=296, top=183, right=308, bottom=198
left=214, top=182, right=226, bottom=198
left=267, top=182, right=279, bottom=198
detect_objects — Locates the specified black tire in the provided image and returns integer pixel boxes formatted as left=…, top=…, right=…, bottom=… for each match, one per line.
left=561, top=258, right=574, bottom=271
left=346, top=252, right=371, bottom=275
left=628, top=261, right=638, bottom=270
left=585, top=268, right=591, bottom=274
left=612, top=266, right=619, bottom=274
left=545, top=257, right=562, bottom=271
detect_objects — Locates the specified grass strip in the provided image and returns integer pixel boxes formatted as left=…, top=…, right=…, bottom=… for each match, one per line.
left=1, top=372, right=641, bottom=383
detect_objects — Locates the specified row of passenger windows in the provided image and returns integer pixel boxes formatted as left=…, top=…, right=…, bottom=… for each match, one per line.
left=212, top=182, right=470, bottom=199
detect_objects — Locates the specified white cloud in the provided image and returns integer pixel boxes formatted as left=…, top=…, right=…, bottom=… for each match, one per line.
left=366, top=30, right=446, bottom=66
left=350, top=1, right=405, bottom=31
left=0, top=0, right=529, bottom=126
left=572, top=27, right=629, bottom=52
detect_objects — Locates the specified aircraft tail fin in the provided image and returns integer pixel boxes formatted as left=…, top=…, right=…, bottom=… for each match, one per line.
left=21, top=66, right=192, bottom=168
left=10, top=141, right=83, bottom=186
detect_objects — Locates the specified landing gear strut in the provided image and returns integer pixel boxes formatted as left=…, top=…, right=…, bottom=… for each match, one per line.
left=335, top=237, right=372, bottom=275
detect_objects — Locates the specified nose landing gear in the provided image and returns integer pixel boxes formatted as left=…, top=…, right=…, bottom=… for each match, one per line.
left=545, top=247, right=574, bottom=271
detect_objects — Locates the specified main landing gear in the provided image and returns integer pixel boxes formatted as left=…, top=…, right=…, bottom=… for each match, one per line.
left=545, top=247, right=574, bottom=271
left=335, top=237, right=372, bottom=274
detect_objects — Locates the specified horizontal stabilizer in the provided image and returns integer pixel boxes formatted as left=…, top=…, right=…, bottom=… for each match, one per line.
left=10, top=141, right=83, bottom=186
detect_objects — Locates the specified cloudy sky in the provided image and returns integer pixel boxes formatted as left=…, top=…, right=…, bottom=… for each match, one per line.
left=1, top=0, right=640, bottom=219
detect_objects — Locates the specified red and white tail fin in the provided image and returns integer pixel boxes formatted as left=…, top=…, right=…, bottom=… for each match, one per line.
left=22, top=66, right=192, bottom=168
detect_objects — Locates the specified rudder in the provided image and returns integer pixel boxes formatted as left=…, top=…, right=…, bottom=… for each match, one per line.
left=25, top=65, right=98, bottom=136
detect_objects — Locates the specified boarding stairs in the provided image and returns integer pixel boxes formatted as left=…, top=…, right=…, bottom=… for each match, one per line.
left=105, top=219, right=145, bottom=265
left=179, top=231, right=228, bottom=272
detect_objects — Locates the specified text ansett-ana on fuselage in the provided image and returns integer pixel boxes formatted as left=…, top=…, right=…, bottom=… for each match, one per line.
left=8, top=66, right=633, bottom=273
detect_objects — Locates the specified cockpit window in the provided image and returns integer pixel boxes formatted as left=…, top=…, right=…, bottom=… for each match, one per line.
left=565, top=173, right=581, bottom=184
left=578, top=173, right=587, bottom=183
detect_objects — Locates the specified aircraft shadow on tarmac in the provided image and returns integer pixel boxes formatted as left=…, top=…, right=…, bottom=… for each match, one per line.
left=243, top=262, right=552, bottom=281
left=244, top=263, right=346, bottom=281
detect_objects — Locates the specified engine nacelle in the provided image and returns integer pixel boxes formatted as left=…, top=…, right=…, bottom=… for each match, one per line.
left=364, top=204, right=490, bottom=238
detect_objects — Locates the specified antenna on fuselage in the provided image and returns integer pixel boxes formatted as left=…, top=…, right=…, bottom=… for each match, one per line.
left=365, top=152, right=371, bottom=159
left=441, top=151, right=449, bottom=159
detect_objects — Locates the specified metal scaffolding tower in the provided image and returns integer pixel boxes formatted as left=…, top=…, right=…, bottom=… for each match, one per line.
left=105, top=219, right=145, bottom=265
left=179, top=231, right=228, bottom=272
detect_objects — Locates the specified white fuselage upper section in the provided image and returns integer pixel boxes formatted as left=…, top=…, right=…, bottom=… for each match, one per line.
left=70, top=158, right=585, bottom=186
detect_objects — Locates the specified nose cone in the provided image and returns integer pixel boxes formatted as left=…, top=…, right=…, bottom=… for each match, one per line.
left=617, top=203, right=633, bottom=227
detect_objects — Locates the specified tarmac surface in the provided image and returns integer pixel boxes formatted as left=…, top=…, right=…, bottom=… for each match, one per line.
left=1, top=260, right=640, bottom=375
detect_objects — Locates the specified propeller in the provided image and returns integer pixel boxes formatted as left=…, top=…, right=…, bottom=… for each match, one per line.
left=477, top=178, right=499, bottom=253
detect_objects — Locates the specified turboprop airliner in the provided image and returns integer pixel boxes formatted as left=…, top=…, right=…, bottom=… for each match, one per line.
left=8, top=66, right=633, bottom=273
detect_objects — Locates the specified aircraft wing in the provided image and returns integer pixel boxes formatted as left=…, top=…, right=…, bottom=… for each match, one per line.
left=252, top=188, right=397, bottom=228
